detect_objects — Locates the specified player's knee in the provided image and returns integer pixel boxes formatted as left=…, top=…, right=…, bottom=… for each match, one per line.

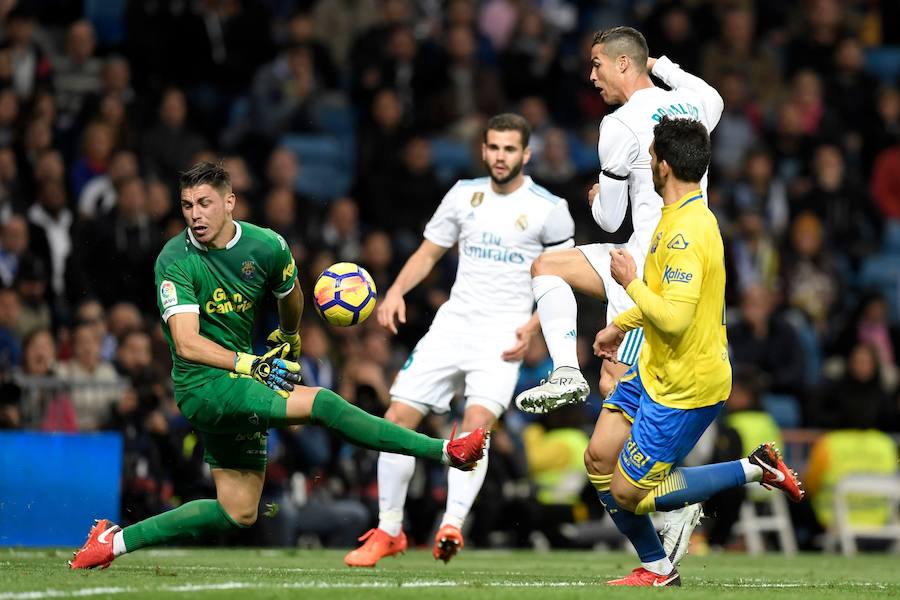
left=384, top=403, right=420, bottom=429
left=227, top=506, right=258, bottom=527
left=583, top=444, right=615, bottom=476
left=598, top=367, right=617, bottom=399
left=530, top=252, right=555, bottom=277
left=610, top=479, right=640, bottom=512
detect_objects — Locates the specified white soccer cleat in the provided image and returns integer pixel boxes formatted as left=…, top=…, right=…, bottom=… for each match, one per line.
left=514, top=366, right=590, bottom=414
left=659, top=504, right=704, bottom=566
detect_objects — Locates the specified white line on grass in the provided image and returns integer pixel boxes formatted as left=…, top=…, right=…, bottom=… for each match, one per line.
left=2, top=578, right=896, bottom=599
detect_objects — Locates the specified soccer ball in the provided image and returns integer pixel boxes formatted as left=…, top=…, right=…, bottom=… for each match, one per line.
left=313, top=262, right=377, bottom=327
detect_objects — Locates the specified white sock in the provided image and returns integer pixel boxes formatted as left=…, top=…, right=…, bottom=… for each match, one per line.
left=112, top=530, right=127, bottom=557
left=740, top=457, right=763, bottom=483
left=377, top=452, right=416, bottom=537
left=532, top=275, right=580, bottom=370
left=642, top=556, right=674, bottom=576
left=442, top=434, right=490, bottom=529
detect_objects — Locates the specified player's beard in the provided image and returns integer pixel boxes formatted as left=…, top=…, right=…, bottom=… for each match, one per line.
left=486, top=159, right=523, bottom=185
left=651, top=163, right=665, bottom=197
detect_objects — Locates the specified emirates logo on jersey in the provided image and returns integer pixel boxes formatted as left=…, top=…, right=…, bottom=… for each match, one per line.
left=514, top=214, right=528, bottom=231
left=471, top=192, right=484, bottom=207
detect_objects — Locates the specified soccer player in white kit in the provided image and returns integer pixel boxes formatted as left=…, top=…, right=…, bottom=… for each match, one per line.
left=514, top=27, right=723, bottom=565
left=344, top=113, right=575, bottom=567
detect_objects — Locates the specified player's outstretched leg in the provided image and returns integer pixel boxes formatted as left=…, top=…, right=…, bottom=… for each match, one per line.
left=69, top=499, right=246, bottom=570
left=309, top=389, right=486, bottom=469
left=631, top=443, right=804, bottom=515
left=514, top=366, right=589, bottom=414
left=659, top=504, right=704, bottom=566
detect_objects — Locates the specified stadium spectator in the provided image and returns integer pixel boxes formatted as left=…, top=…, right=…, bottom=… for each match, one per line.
left=780, top=212, right=842, bottom=334
left=19, top=327, right=76, bottom=432
left=77, top=149, right=139, bottom=219
left=700, top=4, right=781, bottom=113
left=140, top=87, right=207, bottom=187
left=1, top=5, right=51, bottom=101
left=727, top=206, right=780, bottom=295
left=53, top=20, right=103, bottom=134
left=0, top=285, right=21, bottom=369
left=114, top=328, right=154, bottom=385
left=729, top=146, right=789, bottom=239
left=58, top=321, right=120, bottom=431
left=795, top=143, right=880, bottom=262
left=871, top=143, right=900, bottom=220
left=317, top=196, right=362, bottom=262
left=14, top=254, right=51, bottom=339
left=813, top=342, right=896, bottom=431
left=728, top=284, right=806, bottom=400
left=0, top=214, right=29, bottom=287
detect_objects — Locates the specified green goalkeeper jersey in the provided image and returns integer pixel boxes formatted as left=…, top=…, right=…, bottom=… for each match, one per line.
left=154, top=221, right=297, bottom=390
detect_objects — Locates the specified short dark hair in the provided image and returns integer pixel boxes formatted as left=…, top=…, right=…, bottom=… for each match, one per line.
left=179, top=161, right=231, bottom=194
left=484, top=113, right=530, bottom=147
left=592, top=26, right=648, bottom=72
left=652, top=116, right=711, bottom=183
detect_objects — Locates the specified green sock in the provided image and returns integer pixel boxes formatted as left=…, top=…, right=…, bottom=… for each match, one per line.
left=121, top=499, right=244, bottom=552
left=310, top=388, right=445, bottom=462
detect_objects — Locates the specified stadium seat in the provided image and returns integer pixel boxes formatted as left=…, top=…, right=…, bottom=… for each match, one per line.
left=784, top=310, right=822, bottom=388
left=824, top=474, right=900, bottom=556
left=883, top=220, right=900, bottom=256
left=312, top=96, right=357, bottom=136
left=761, top=393, right=802, bottom=429
left=281, top=134, right=356, bottom=203
left=85, top=0, right=127, bottom=45
left=865, top=47, right=900, bottom=85
left=733, top=492, right=798, bottom=555
left=430, top=138, right=474, bottom=184
left=858, top=253, right=900, bottom=322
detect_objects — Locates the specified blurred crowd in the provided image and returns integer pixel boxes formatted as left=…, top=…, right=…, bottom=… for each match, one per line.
left=1, top=0, right=900, bottom=552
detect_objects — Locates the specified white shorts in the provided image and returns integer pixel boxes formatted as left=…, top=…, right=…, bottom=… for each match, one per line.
left=389, top=329, right=522, bottom=418
left=578, top=241, right=645, bottom=366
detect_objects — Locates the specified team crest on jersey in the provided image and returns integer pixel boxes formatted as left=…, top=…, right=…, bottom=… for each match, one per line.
left=514, top=214, right=528, bottom=231
left=471, top=192, right=484, bottom=207
left=667, top=234, right=689, bottom=250
left=241, top=260, right=257, bottom=280
left=650, top=231, right=663, bottom=254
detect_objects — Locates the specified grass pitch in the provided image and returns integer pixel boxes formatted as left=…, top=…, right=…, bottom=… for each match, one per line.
left=2, top=547, right=899, bottom=599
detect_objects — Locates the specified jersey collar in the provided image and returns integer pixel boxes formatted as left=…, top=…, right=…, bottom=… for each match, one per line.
left=187, top=220, right=242, bottom=251
left=675, top=189, right=703, bottom=209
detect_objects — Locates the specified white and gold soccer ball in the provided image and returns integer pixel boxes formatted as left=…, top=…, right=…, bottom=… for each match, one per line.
left=313, top=262, right=377, bottom=327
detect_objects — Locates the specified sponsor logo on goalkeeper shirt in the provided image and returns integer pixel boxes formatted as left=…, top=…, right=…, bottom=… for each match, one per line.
left=663, top=265, right=693, bottom=284
left=205, top=287, right=253, bottom=315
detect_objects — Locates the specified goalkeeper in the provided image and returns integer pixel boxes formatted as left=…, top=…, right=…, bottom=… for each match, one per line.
left=70, top=161, right=486, bottom=570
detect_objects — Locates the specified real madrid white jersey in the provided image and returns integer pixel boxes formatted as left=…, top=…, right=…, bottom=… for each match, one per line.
left=424, top=175, right=575, bottom=334
left=593, top=55, right=724, bottom=261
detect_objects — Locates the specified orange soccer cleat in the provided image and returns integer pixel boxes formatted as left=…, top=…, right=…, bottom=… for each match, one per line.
left=344, top=528, right=407, bottom=567
left=446, top=425, right=487, bottom=471
left=68, top=519, right=121, bottom=570
left=433, top=524, right=464, bottom=563
left=749, top=442, right=806, bottom=503
left=607, top=567, right=681, bottom=587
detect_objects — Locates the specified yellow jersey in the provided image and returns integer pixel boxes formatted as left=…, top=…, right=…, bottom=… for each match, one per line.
left=616, top=190, right=731, bottom=409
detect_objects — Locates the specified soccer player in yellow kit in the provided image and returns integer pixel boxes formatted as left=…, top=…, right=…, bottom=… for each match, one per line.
left=587, top=117, right=804, bottom=587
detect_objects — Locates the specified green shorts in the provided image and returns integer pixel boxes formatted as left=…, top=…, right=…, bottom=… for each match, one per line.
left=176, top=372, right=288, bottom=471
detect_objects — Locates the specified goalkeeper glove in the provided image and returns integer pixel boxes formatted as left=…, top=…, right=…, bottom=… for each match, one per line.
left=234, top=343, right=301, bottom=398
left=266, top=326, right=301, bottom=361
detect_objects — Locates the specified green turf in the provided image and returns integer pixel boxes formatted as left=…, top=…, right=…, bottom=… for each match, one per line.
left=2, top=548, right=899, bottom=599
